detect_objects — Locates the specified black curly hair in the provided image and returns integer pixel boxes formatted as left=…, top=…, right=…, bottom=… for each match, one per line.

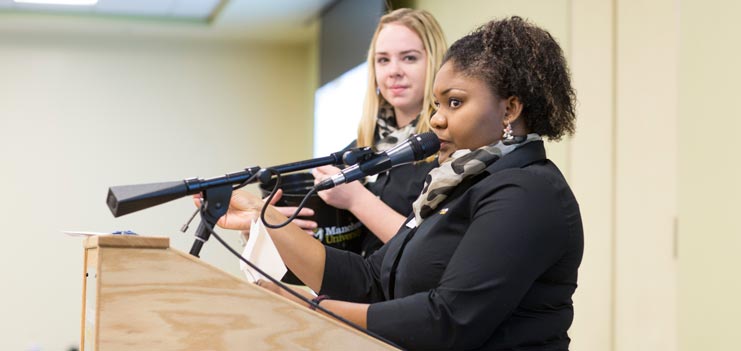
left=442, top=16, right=576, bottom=140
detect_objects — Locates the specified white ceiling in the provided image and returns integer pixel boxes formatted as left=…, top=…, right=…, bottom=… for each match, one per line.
left=0, top=0, right=336, bottom=43
left=0, top=0, right=222, bottom=19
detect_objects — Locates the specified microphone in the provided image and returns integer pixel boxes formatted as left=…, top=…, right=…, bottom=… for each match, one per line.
left=106, top=146, right=392, bottom=218
left=106, top=168, right=261, bottom=218
left=315, top=131, right=439, bottom=191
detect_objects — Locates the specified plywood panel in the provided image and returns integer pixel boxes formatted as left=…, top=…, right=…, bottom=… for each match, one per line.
left=83, top=238, right=396, bottom=350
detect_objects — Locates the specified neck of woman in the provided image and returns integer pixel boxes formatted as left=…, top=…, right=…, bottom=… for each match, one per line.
left=393, top=106, right=421, bottom=128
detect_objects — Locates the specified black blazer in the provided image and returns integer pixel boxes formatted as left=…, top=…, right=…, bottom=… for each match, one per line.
left=320, top=141, right=584, bottom=350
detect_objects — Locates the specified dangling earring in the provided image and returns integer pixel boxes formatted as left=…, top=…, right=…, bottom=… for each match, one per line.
left=376, top=86, right=381, bottom=95
left=502, top=122, right=514, bottom=144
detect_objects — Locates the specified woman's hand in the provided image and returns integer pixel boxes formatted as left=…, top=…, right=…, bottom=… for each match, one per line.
left=268, top=190, right=317, bottom=235
left=191, top=189, right=263, bottom=231
left=312, top=166, right=368, bottom=211
left=193, top=189, right=317, bottom=235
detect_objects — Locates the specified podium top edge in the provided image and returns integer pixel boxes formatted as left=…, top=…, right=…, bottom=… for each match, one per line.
left=84, top=235, right=170, bottom=249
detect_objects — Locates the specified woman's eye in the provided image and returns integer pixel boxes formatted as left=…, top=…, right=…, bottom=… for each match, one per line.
left=376, top=57, right=389, bottom=64
left=403, top=55, right=418, bottom=62
left=449, top=99, right=462, bottom=108
left=433, top=101, right=440, bottom=109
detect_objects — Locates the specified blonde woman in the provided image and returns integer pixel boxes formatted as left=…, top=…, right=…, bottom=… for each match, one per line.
left=263, top=9, right=446, bottom=258
left=310, top=8, right=447, bottom=257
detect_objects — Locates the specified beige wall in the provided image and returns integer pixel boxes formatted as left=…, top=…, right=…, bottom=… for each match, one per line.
left=569, top=0, right=615, bottom=349
left=0, top=28, right=316, bottom=350
left=614, top=0, right=678, bottom=350
left=678, top=1, right=741, bottom=350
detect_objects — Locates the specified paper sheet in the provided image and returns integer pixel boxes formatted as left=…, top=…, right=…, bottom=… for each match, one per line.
left=62, top=230, right=138, bottom=236
left=239, top=219, right=288, bottom=283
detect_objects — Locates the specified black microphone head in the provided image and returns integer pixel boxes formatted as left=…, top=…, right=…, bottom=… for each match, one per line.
left=318, top=132, right=441, bottom=191
left=383, top=131, right=440, bottom=167
left=410, top=132, right=440, bottom=159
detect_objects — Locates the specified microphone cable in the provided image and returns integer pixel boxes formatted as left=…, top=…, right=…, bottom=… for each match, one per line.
left=197, top=206, right=402, bottom=350
left=259, top=168, right=319, bottom=230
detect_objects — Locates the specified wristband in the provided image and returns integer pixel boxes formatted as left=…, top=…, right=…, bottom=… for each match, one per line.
left=310, top=295, right=330, bottom=310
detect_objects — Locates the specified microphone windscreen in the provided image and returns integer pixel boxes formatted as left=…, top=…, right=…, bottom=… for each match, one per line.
left=414, top=132, right=441, bottom=159
left=107, top=180, right=188, bottom=217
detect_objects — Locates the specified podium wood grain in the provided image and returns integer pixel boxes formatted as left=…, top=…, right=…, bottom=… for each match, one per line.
left=81, top=235, right=397, bottom=350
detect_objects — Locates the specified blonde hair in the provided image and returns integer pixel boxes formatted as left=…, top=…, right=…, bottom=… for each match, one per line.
left=356, top=8, right=447, bottom=147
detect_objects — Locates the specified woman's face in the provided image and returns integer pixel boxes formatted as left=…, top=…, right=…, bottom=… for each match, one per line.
left=431, top=61, right=507, bottom=163
left=374, top=23, right=428, bottom=116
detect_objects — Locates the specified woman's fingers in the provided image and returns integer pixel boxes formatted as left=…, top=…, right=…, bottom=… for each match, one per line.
left=274, top=206, right=315, bottom=218
left=265, top=188, right=283, bottom=205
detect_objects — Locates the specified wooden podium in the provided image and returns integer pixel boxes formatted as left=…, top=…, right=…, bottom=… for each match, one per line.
left=80, top=235, right=397, bottom=350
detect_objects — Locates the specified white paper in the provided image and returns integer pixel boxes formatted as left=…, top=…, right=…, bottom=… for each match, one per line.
left=239, top=220, right=287, bottom=283
left=63, top=230, right=138, bottom=237
left=63, top=231, right=111, bottom=237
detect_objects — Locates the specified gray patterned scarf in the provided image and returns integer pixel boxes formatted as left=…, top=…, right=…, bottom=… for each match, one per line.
left=374, top=102, right=418, bottom=152
left=412, top=133, right=542, bottom=225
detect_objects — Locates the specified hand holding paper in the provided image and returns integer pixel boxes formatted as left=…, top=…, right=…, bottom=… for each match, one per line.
left=239, top=219, right=288, bottom=283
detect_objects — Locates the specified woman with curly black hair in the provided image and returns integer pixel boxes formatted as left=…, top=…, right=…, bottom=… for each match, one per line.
left=214, top=17, right=583, bottom=350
